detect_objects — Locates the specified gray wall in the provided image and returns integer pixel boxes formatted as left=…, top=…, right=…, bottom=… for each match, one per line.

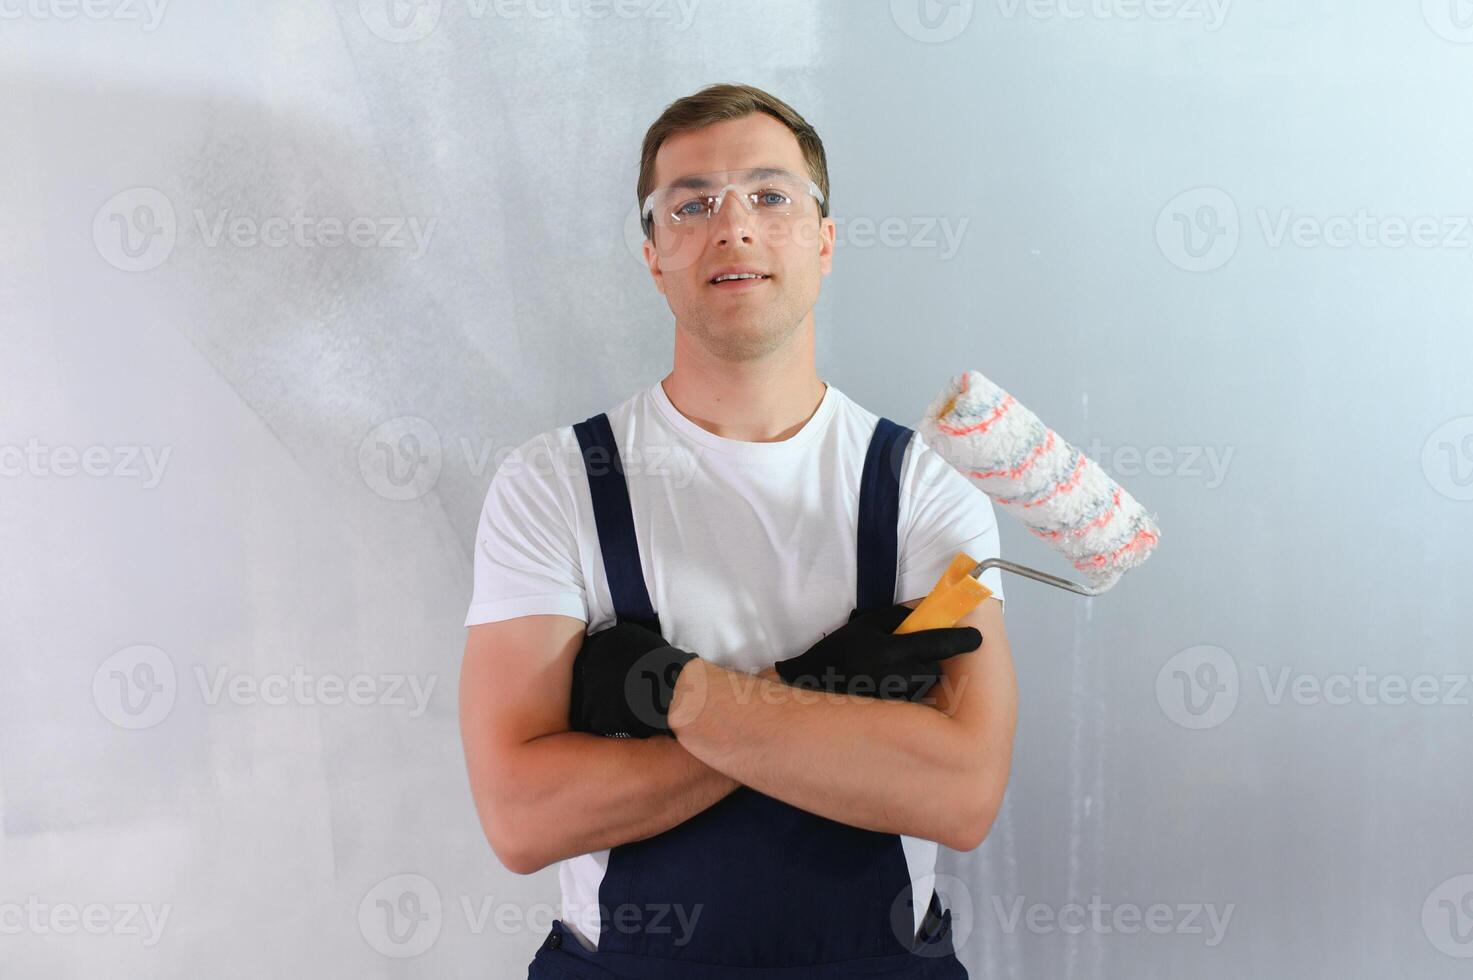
left=3, top=1, right=1470, bottom=976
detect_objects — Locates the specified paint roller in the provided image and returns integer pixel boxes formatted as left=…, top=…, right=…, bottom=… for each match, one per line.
left=894, top=369, right=1161, bottom=634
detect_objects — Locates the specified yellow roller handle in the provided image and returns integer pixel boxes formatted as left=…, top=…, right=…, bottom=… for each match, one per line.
left=893, top=392, right=988, bottom=633
left=894, top=551, right=992, bottom=634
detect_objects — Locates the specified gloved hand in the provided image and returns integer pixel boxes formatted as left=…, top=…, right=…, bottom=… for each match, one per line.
left=773, top=604, right=981, bottom=702
left=568, top=620, right=699, bottom=738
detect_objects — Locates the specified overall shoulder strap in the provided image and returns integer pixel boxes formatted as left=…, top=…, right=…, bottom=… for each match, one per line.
left=855, top=416, right=914, bottom=615
left=572, top=413, right=661, bottom=633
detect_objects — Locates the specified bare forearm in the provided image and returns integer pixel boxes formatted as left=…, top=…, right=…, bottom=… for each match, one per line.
left=667, top=662, right=982, bottom=848
left=487, top=732, right=739, bottom=873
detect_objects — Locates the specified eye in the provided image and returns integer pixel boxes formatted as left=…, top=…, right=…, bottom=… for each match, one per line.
left=672, top=198, right=708, bottom=219
left=756, top=189, right=793, bottom=208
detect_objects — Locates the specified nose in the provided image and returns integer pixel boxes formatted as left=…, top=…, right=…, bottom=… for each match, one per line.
left=709, top=186, right=754, bottom=243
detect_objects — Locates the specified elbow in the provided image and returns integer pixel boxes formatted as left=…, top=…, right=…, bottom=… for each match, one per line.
left=943, top=810, right=995, bottom=853
left=482, top=808, right=532, bottom=874
left=471, top=759, right=551, bottom=876
left=941, top=778, right=1006, bottom=853
left=942, top=806, right=997, bottom=854
left=492, top=837, right=545, bottom=877
left=482, top=802, right=551, bottom=876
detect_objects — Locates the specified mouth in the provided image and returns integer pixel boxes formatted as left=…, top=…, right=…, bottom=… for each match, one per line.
left=708, top=272, right=773, bottom=291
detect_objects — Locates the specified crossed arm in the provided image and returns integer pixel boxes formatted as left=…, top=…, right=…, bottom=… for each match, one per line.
left=461, top=597, right=1016, bottom=874
left=668, top=596, right=1015, bottom=851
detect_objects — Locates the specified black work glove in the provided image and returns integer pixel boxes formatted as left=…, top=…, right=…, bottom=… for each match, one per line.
left=568, top=620, right=699, bottom=739
left=773, top=604, right=981, bottom=702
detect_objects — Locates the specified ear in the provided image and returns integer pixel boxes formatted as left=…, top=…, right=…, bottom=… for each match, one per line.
left=642, top=235, right=666, bottom=296
left=817, top=216, right=837, bottom=276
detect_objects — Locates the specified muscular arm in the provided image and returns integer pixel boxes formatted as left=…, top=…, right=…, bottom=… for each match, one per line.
left=668, top=596, right=1016, bottom=851
left=459, top=614, right=740, bottom=875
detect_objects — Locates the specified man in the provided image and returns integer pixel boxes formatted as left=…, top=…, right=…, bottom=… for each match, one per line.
left=459, top=82, right=1016, bottom=978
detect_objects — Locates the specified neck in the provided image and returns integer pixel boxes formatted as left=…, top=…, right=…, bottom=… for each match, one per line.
left=662, top=314, right=826, bottom=443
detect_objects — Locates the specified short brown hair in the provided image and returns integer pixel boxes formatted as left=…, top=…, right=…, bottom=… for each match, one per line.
left=637, top=82, right=830, bottom=240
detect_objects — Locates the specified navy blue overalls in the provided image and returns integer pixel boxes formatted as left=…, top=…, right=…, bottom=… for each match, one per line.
left=526, top=412, right=970, bottom=979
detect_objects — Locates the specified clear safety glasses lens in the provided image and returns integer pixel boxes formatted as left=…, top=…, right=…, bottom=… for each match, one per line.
left=642, top=169, right=823, bottom=230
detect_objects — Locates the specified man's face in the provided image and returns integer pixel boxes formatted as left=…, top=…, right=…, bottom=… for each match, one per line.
left=642, top=113, right=835, bottom=362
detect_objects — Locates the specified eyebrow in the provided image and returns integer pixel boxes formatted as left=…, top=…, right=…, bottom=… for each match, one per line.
left=666, top=167, right=791, bottom=191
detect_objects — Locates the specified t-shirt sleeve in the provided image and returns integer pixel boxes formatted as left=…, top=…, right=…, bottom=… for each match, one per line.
left=464, top=435, right=588, bottom=627
left=895, top=437, right=1006, bottom=607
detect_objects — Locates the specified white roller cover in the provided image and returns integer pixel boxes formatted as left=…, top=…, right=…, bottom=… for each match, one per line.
left=915, top=370, right=1161, bottom=592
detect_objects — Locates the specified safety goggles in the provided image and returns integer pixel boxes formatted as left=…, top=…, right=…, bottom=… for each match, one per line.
left=641, top=167, right=826, bottom=236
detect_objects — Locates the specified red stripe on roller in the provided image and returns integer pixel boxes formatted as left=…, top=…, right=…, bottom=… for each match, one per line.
left=1029, top=487, right=1123, bottom=542
left=968, top=430, right=1055, bottom=482
left=995, top=445, right=1086, bottom=509
left=1072, top=526, right=1160, bottom=570
left=939, top=394, right=1016, bottom=437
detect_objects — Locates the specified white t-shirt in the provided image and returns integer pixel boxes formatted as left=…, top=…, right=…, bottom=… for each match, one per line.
left=465, top=378, right=1006, bottom=949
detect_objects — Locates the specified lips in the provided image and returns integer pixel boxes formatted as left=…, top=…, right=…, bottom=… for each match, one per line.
left=708, top=267, right=772, bottom=284
left=709, top=275, right=771, bottom=291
